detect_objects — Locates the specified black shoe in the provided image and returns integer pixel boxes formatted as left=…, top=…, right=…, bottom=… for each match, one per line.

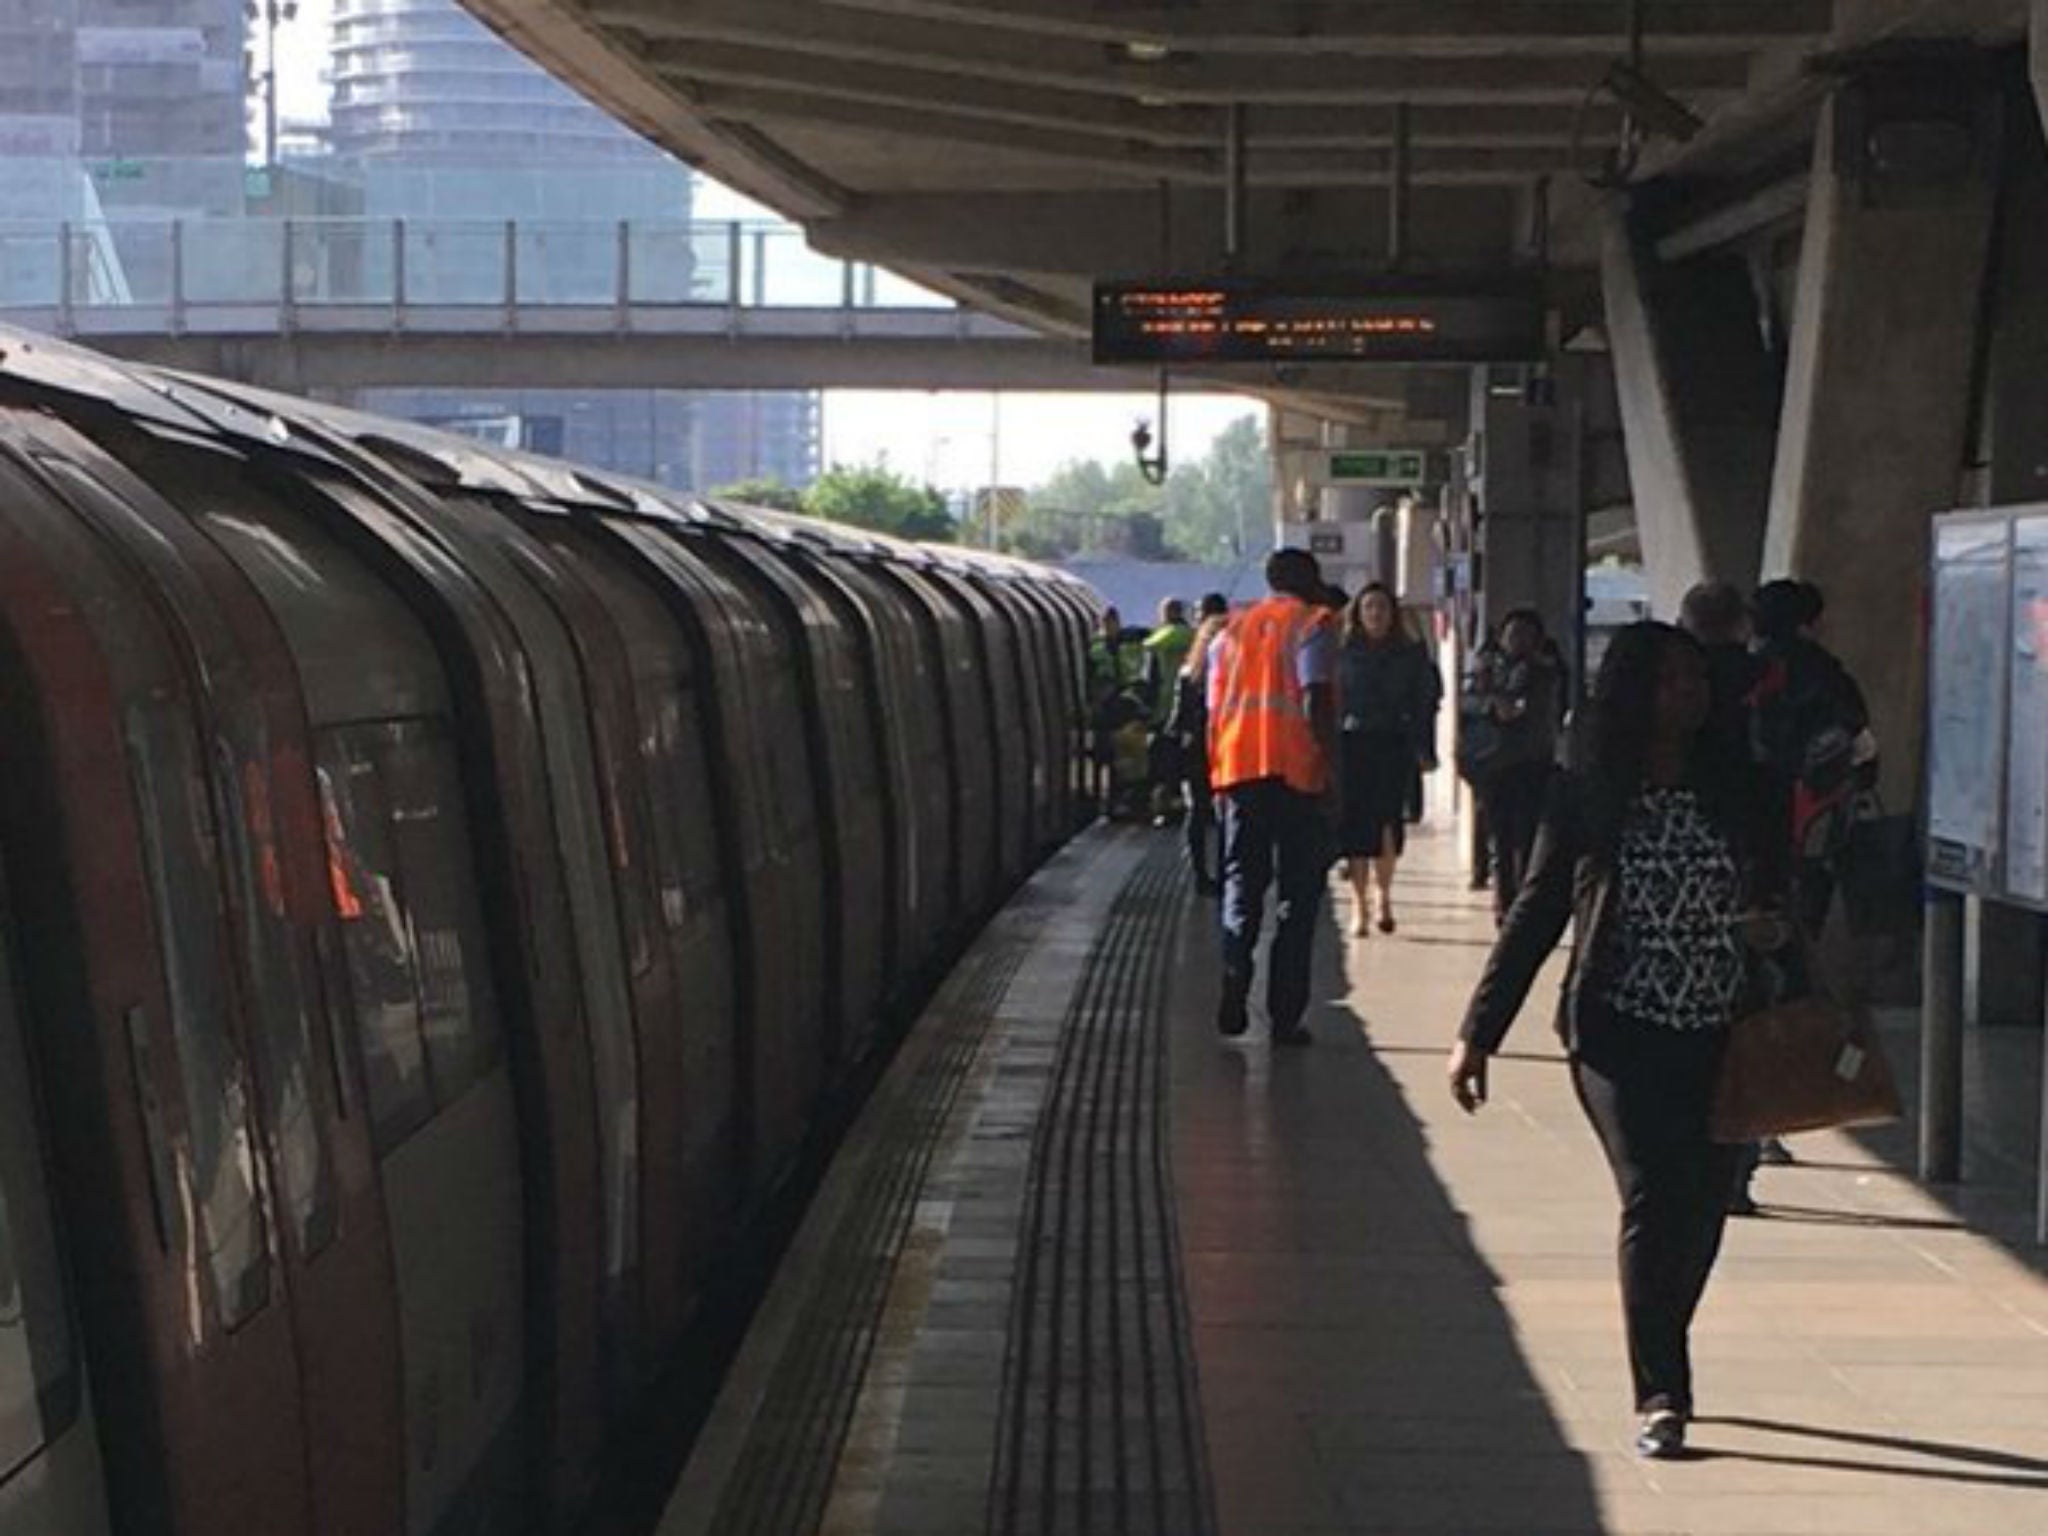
left=1727, top=1184, right=1760, bottom=1217
left=1635, top=1410, right=1686, bottom=1460
left=1271, top=1023, right=1313, bottom=1048
left=1758, top=1138, right=1796, bottom=1166
left=1217, top=992, right=1249, bottom=1038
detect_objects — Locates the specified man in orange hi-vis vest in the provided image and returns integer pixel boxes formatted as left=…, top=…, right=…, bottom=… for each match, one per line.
left=1208, top=547, right=1340, bottom=1044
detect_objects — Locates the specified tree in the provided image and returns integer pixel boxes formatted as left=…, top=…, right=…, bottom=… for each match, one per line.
left=1012, top=415, right=1273, bottom=562
left=1170, top=415, right=1273, bottom=562
left=802, top=462, right=958, bottom=543
left=709, top=476, right=806, bottom=512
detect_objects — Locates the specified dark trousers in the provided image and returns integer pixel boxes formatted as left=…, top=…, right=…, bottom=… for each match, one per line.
left=1484, top=761, right=1551, bottom=919
left=1571, top=1023, right=1741, bottom=1416
left=1184, top=757, right=1217, bottom=883
left=1219, top=780, right=1331, bottom=1032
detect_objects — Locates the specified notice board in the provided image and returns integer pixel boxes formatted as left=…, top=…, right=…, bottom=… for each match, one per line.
left=1926, top=515, right=2012, bottom=894
left=2004, top=515, right=2048, bottom=909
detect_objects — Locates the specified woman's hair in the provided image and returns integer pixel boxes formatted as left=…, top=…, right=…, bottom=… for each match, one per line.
left=1579, top=620, right=1743, bottom=850
left=1341, top=582, right=1402, bottom=647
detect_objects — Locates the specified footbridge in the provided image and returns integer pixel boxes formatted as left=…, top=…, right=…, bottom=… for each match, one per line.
left=0, top=216, right=1136, bottom=391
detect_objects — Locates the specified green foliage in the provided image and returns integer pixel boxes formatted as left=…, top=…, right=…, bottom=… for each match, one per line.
left=1009, top=413, right=1272, bottom=562
left=708, top=476, right=807, bottom=512
left=801, top=462, right=959, bottom=543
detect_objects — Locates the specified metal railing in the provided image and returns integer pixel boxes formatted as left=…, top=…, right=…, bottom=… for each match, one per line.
left=0, top=217, right=951, bottom=326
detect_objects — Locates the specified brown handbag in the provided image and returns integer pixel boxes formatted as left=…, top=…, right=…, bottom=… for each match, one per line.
left=1708, top=992, right=1903, bottom=1144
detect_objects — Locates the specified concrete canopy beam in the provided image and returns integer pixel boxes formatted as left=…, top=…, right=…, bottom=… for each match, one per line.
left=807, top=188, right=1524, bottom=277
left=1600, top=205, right=1782, bottom=617
left=1763, top=67, right=2005, bottom=801
left=693, top=86, right=1629, bottom=154
left=810, top=0, right=1834, bottom=54
left=649, top=36, right=1755, bottom=108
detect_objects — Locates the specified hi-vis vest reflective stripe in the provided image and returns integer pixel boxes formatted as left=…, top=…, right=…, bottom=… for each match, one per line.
left=1209, top=595, right=1329, bottom=795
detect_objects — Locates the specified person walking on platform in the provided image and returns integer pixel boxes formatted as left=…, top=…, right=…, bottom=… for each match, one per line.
left=1088, top=606, right=1144, bottom=817
left=1447, top=622, right=1789, bottom=1461
left=1142, top=598, right=1197, bottom=823
left=1209, top=549, right=1338, bottom=1045
left=1749, top=579, right=1876, bottom=939
left=1679, top=581, right=1761, bottom=756
left=1166, top=594, right=1231, bottom=894
left=1462, top=608, right=1561, bottom=923
left=1336, top=583, right=1440, bottom=937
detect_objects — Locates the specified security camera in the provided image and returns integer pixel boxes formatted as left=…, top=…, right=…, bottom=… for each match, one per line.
left=1602, top=61, right=1702, bottom=144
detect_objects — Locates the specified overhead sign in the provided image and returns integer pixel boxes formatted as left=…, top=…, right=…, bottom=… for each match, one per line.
left=1092, top=280, right=1546, bottom=366
left=1326, top=449, right=1431, bottom=487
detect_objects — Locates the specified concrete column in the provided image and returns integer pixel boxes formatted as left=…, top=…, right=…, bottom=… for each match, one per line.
left=1469, top=362, right=1586, bottom=681
left=1601, top=205, right=1782, bottom=618
left=1763, top=67, right=2003, bottom=807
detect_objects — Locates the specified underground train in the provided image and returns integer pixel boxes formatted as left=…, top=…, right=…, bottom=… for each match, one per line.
left=0, top=330, right=1097, bottom=1536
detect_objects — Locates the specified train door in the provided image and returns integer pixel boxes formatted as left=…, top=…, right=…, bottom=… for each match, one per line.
left=178, top=469, right=528, bottom=1536
left=21, top=422, right=406, bottom=1536
left=974, top=575, right=1058, bottom=861
left=0, top=440, right=312, bottom=1536
left=597, top=520, right=826, bottom=1196
left=1012, top=584, right=1077, bottom=847
left=691, top=530, right=893, bottom=1074
left=828, top=561, right=952, bottom=984
left=0, top=871, right=111, bottom=1536
left=494, top=495, right=703, bottom=1375
left=783, top=550, right=910, bottom=1015
left=894, top=567, right=1003, bottom=913
left=530, top=518, right=742, bottom=1339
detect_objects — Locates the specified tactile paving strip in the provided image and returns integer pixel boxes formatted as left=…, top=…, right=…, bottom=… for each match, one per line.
left=710, top=927, right=1036, bottom=1536
left=988, top=843, right=1216, bottom=1536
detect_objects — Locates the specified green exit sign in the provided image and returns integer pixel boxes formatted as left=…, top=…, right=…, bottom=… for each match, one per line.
left=1327, top=450, right=1429, bottom=485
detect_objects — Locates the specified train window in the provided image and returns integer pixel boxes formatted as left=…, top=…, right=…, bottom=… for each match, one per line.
left=214, top=745, right=339, bottom=1258
left=316, top=721, right=501, bottom=1155
left=124, top=706, right=272, bottom=1334
left=316, top=743, right=434, bottom=1154
left=0, top=931, right=79, bottom=1485
left=375, top=723, right=503, bottom=1101
left=644, top=689, right=724, bottom=919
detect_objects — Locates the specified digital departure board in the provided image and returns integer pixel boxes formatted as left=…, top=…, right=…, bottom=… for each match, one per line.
left=1092, top=280, right=1546, bottom=366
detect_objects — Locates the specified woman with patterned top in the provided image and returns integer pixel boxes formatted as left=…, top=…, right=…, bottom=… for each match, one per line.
left=1445, top=622, right=1788, bottom=1461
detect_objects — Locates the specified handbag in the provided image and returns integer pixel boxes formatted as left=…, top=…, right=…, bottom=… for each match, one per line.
left=1708, top=986, right=1902, bottom=1144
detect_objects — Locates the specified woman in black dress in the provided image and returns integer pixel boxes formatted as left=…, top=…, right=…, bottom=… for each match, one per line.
left=1336, top=584, right=1440, bottom=936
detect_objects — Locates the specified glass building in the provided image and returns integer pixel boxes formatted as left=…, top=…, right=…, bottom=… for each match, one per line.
left=0, top=0, right=248, bottom=299
left=329, top=0, right=821, bottom=492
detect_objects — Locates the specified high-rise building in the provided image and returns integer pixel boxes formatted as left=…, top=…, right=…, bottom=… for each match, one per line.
left=0, top=0, right=246, bottom=222
left=327, top=0, right=821, bottom=493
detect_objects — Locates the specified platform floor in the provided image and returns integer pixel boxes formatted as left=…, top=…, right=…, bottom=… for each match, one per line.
left=661, top=822, right=2048, bottom=1536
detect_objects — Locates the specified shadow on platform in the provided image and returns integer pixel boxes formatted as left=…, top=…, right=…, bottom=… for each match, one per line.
left=1170, top=899, right=1608, bottom=1535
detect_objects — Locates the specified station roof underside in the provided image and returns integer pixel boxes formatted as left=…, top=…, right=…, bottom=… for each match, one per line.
left=461, top=0, right=2029, bottom=416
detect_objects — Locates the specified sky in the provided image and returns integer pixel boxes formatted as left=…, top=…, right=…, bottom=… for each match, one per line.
left=271, top=2, right=1261, bottom=489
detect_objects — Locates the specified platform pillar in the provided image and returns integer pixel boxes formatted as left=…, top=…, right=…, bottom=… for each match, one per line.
left=1763, top=64, right=2003, bottom=808
left=1600, top=206, right=1781, bottom=618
